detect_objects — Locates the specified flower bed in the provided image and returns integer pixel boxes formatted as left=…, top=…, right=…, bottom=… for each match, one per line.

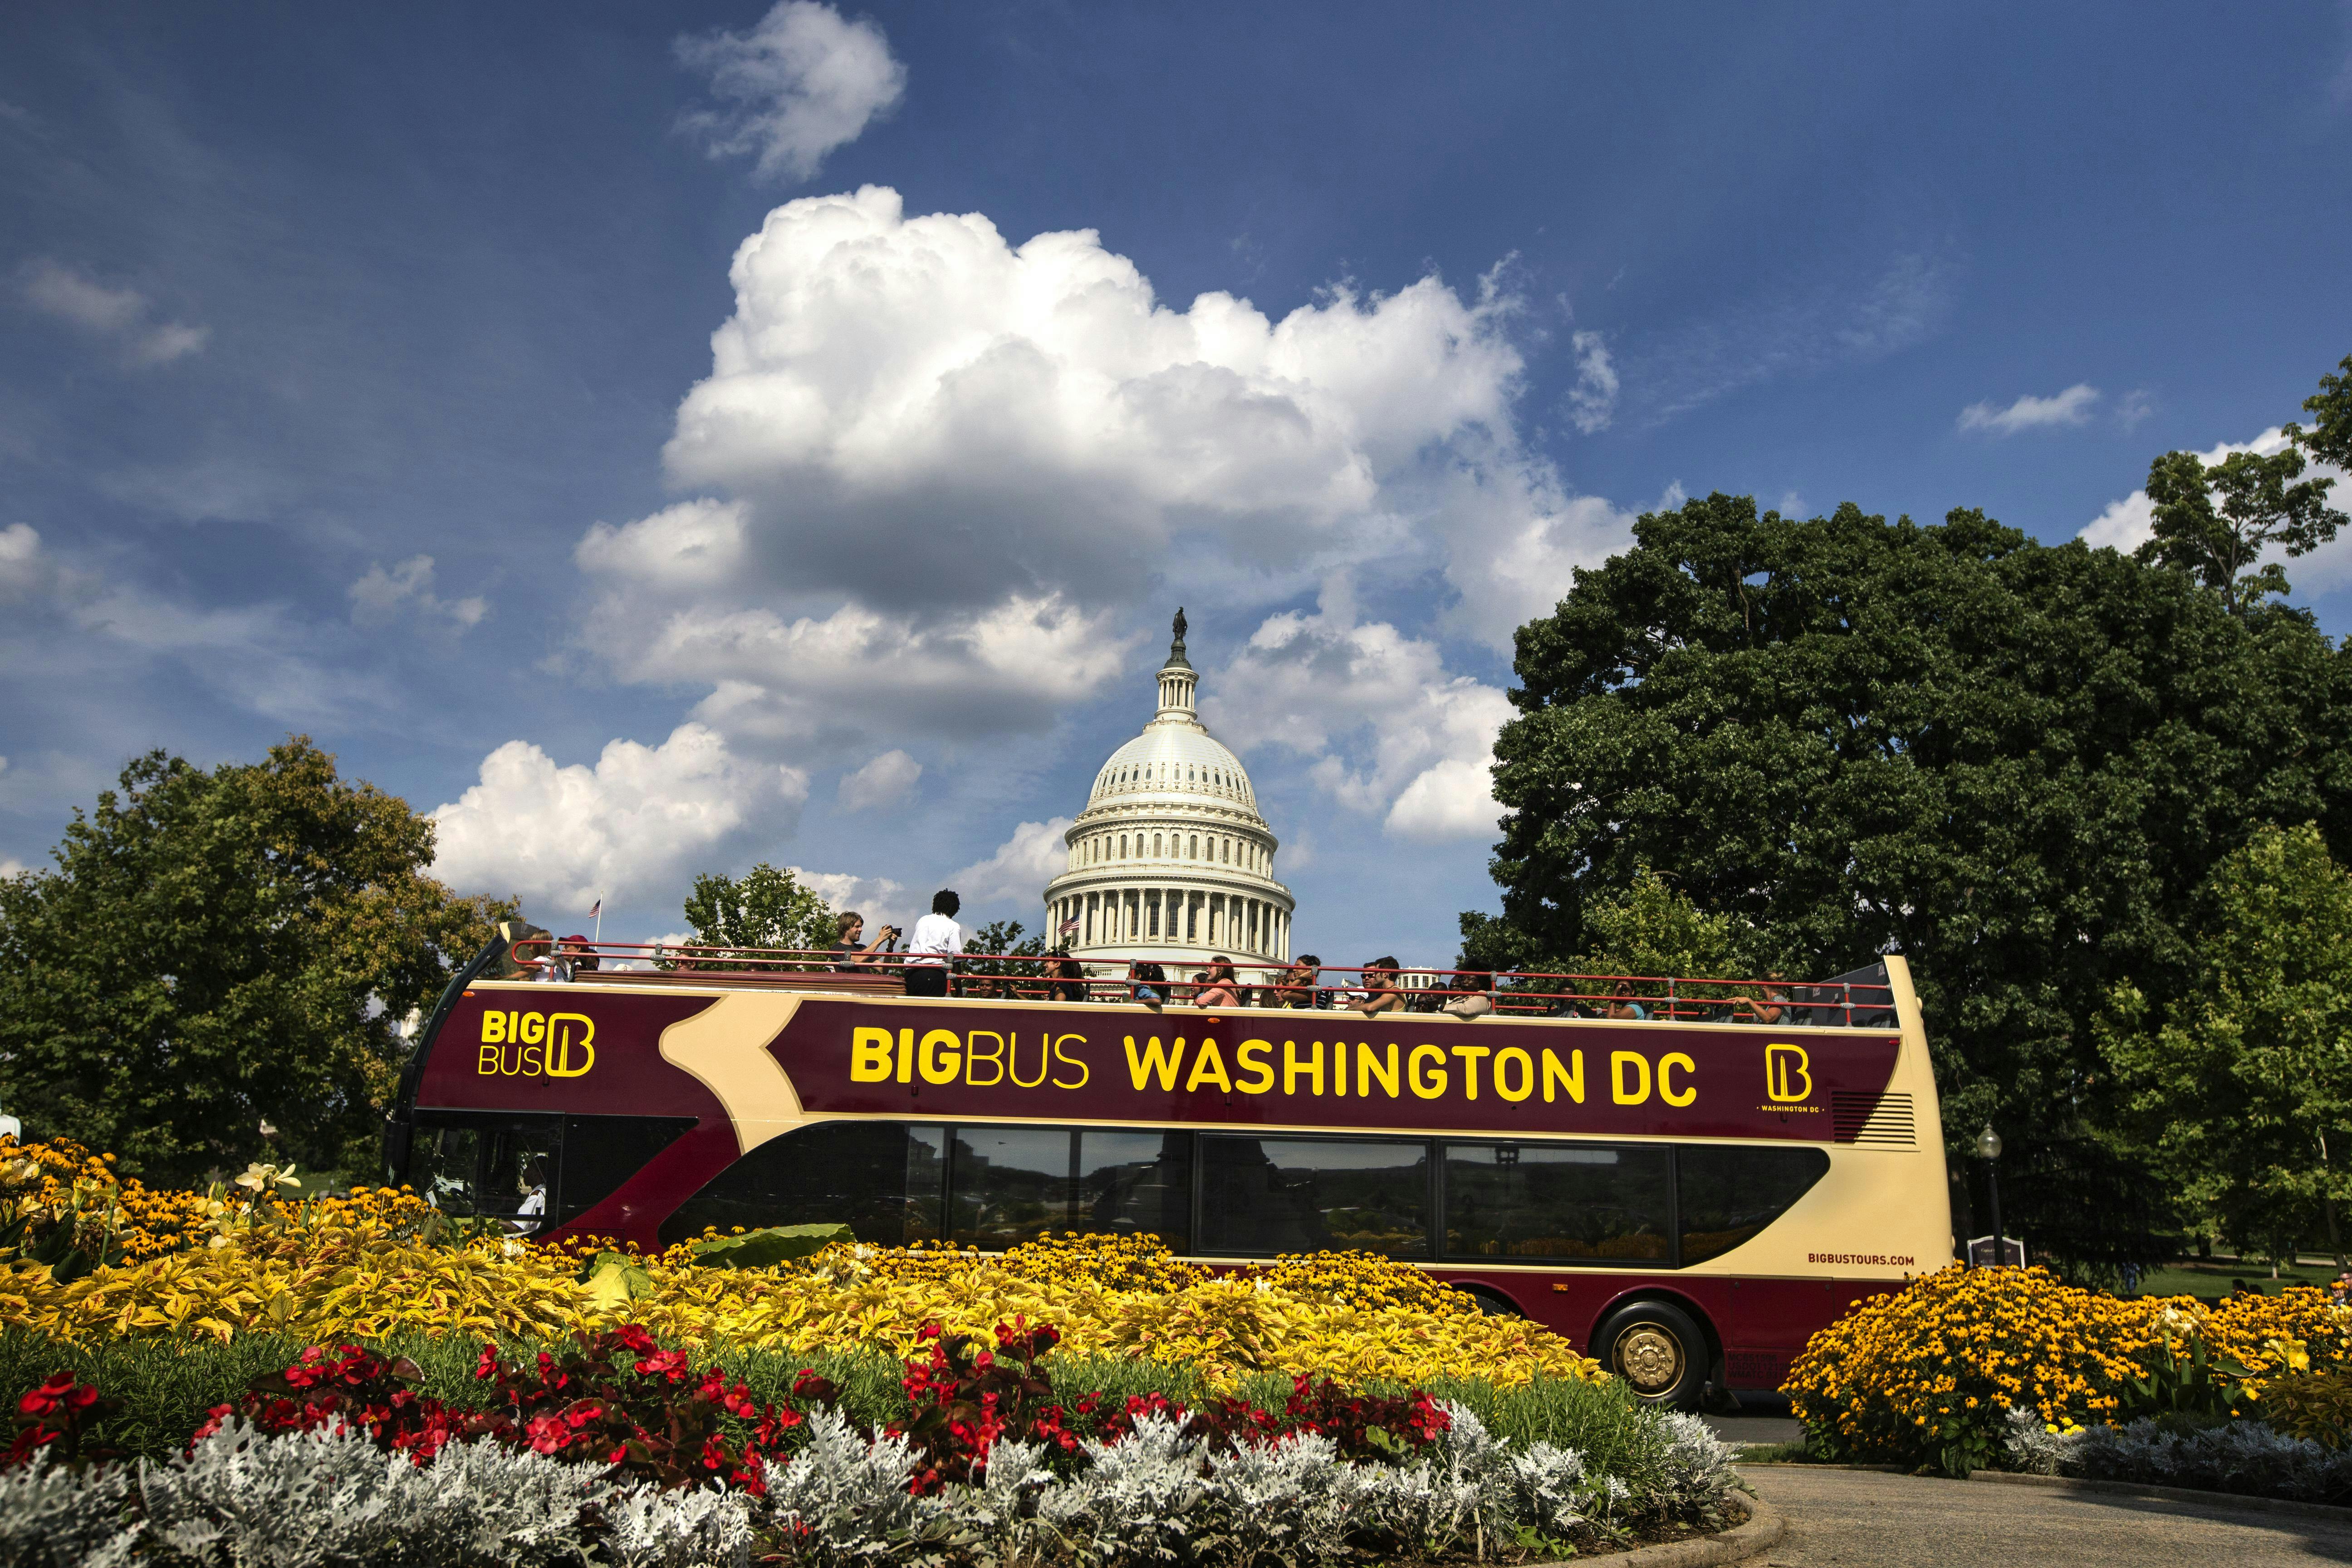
left=1784, top=1263, right=2352, bottom=1475
left=0, top=1137, right=1594, bottom=1391
left=0, top=1322, right=1745, bottom=1566
left=0, top=1137, right=1755, bottom=1561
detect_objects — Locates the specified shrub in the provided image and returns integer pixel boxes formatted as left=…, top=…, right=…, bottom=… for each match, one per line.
left=1784, top=1264, right=2352, bottom=1474
left=2247, top=1371, right=2352, bottom=1449
left=2002, top=1406, right=2352, bottom=1503
left=0, top=1136, right=439, bottom=1270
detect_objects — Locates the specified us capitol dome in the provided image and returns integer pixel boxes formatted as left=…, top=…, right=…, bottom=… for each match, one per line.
left=1042, top=609, right=1295, bottom=972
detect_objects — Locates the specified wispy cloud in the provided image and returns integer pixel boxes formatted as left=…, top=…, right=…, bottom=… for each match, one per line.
left=1564, top=329, right=1618, bottom=434
left=675, top=1, right=906, bottom=183
left=18, top=260, right=209, bottom=367
left=1626, top=249, right=1959, bottom=425
left=348, top=555, right=487, bottom=633
left=1958, top=382, right=2101, bottom=436
left=2115, top=388, right=2155, bottom=431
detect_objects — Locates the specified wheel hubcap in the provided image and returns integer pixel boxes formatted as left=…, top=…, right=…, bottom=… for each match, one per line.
left=1616, top=1325, right=1682, bottom=1393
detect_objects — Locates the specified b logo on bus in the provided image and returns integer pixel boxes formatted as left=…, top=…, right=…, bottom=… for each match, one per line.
left=1764, top=1043, right=1812, bottom=1103
left=476, top=1011, right=596, bottom=1078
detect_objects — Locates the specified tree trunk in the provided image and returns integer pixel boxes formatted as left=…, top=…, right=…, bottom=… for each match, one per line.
left=2325, top=1131, right=2347, bottom=1269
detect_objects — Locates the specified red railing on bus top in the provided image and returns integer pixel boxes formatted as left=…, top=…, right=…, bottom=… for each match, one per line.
left=501, top=936, right=1895, bottom=1026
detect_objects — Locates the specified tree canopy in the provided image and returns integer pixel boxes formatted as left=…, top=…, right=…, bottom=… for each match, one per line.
left=1463, top=496, right=2352, bottom=1268
left=2296, top=351, right=2352, bottom=474
left=2139, top=445, right=2343, bottom=616
left=2099, top=822, right=2352, bottom=1267
left=0, top=739, right=510, bottom=1183
left=678, top=863, right=838, bottom=958
left=1566, top=867, right=1755, bottom=983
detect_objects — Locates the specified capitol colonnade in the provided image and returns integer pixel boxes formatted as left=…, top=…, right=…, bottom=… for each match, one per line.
left=1040, top=611, right=1295, bottom=972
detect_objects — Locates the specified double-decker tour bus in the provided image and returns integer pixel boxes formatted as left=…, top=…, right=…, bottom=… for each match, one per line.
left=383, top=936, right=1950, bottom=1408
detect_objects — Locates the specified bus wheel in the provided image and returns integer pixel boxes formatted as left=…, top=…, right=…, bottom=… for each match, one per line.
left=1594, top=1300, right=1707, bottom=1410
left=1457, top=1285, right=1524, bottom=1318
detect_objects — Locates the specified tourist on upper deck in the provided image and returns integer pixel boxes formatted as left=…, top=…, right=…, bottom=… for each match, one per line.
left=904, top=891, right=962, bottom=998
left=828, top=911, right=897, bottom=971
left=1129, top=960, right=1167, bottom=1010
left=1274, top=955, right=1328, bottom=1009
left=496, top=921, right=551, bottom=980
left=1051, top=953, right=1090, bottom=1002
left=1606, top=980, right=1650, bottom=1021
left=1730, top=973, right=1790, bottom=1025
left=1193, top=956, right=1241, bottom=1009
left=1357, top=956, right=1406, bottom=1018
left=539, top=934, right=595, bottom=984
left=1441, top=969, right=1494, bottom=1019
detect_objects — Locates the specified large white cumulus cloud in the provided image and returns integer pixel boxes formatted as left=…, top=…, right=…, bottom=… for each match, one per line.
left=578, top=186, right=1626, bottom=749
left=662, top=186, right=1515, bottom=574
left=951, top=818, right=1079, bottom=906
left=430, top=724, right=810, bottom=914
left=1205, top=584, right=1511, bottom=842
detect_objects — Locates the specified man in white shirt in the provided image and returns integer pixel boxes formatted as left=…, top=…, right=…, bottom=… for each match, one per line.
left=904, top=889, right=962, bottom=998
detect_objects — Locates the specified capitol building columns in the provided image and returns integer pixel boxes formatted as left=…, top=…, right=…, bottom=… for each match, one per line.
left=1040, top=610, right=1297, bottom=976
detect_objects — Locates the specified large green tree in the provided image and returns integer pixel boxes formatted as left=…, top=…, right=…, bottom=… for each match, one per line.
left=1464, top=496, right=2352, bottom=1269
left=2100, top=823, right=2352, bottom=1269
left=0, top=740, right=510, bottom=1182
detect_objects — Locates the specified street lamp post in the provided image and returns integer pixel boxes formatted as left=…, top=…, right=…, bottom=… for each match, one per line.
left=1975, top=1124, right=2004, bottom=1266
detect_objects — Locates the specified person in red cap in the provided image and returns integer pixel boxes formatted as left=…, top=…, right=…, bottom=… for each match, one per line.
left=540, top=934, right=597, bottom=984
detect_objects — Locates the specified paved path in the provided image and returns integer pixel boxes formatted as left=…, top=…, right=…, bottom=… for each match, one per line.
left=1740, top=1466, right=2352, bottom=1566
left=1707, top=1413, right=1801, bottom=1446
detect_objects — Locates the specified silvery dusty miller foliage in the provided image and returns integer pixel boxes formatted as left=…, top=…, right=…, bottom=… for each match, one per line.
left=0, top=1401, right=1744, bottom=1567
left=760, top=1398, right=1741, bottom=1567
left=0, top=1419, right=756, bottom=1568
left=2002, top=1406, right=2352, bottom=1503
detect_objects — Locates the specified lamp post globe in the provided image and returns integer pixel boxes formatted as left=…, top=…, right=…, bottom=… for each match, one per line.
left=1973, top=1124, right=2005, bottom=1266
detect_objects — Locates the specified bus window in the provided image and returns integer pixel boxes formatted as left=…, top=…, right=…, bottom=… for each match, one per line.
left=1676, top=1145, right=1831, bottom=1264
left=1079, top=1130, right=1191, bottom=1251
left=1441, top=1142, right=1671, bottom=1263
left=1199, top=1137, right=1431, bottom=1259
left=656, top=1122, right=946, bottom=1249
left=557, top=1115, right=698, bottom=1225
left=952, top=1127, right=1080, bottom=1250
left=412, top=1123, right=482, bottom=1213
left=411, top=1113, right=560, bottom=1220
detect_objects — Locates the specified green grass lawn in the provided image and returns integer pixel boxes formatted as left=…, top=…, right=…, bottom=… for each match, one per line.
left=2127, top=1256, right=2347, bottom=1299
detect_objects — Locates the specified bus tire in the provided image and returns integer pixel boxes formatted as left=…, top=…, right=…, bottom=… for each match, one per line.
left=1593, top=1299, right=1708, bottom=1410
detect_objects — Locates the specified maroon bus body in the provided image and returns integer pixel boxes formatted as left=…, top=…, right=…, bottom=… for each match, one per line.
left=402, top=981, right=1918, bottom=1388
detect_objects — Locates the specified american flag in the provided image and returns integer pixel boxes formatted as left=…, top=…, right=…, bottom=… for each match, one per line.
left=588, top=898, right=602, bottom=918
left=1059, top=918, right=1079, bottom=934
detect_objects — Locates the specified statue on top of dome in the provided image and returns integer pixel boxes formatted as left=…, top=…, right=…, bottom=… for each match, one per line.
left=1162, top=607, right=1192, bottom=672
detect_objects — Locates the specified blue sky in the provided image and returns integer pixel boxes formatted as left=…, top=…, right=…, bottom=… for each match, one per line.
left=4, top=1, right=2350, bottom=969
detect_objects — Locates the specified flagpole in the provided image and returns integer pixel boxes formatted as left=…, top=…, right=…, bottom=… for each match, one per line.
left=593, top=900, right=603, bottom=947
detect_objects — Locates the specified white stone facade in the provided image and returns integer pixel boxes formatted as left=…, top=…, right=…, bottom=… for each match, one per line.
left=1041, top=619, right=1294, bottom=977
